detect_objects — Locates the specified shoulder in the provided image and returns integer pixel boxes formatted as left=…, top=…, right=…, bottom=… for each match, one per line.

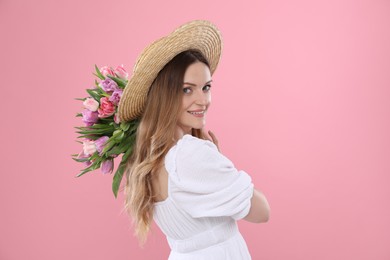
left=175, top=134, right=234, bottom=170
left=175, top=134, right=219, bottom=160
left=164, top=134, right=218, bottom=178
left=177, top=134, right=217, bottom=149
left=170, top=134, right=240, bottom=190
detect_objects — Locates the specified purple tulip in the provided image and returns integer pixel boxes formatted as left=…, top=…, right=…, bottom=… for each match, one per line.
left=109, top=88, right=123, bottom=105
left=101, top=159, right=114, bottom=174
left=99, top=78, right=119, bottom=93
left=77, top=150, right=92, bottom=167
left=82, top=109, right=99, bottom=126
left=95, top=136, right=109, bottom=154
left=83, top=160, right=92, bottom=167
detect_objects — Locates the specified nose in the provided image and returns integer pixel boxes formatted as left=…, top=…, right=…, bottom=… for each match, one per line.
left=195, top=89, right=209, bottom=106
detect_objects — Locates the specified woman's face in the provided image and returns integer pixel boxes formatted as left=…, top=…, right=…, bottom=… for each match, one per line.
left=177, top=61, right=212, bottom=135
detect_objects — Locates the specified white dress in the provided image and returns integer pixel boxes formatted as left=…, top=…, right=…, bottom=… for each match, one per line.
left=153, top=134, right=254, bottom=259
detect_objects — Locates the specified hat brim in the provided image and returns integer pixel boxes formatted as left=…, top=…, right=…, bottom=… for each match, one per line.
left=118, top=20, right=223, bottom=122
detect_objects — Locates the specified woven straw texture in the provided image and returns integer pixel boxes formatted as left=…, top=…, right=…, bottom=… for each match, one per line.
left=118, top=20, right=223, bottom=122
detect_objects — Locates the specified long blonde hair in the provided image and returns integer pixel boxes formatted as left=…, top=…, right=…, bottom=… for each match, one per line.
left=123, top=49, right=210, bottom=245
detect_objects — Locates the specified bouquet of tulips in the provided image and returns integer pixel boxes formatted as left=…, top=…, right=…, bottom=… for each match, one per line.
left=72, top=65, right=139, bottom=198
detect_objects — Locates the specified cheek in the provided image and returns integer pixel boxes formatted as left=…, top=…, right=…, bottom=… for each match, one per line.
left=180, top=101, right=189, bottom=117
left=181, top=96, right=192, bottom=109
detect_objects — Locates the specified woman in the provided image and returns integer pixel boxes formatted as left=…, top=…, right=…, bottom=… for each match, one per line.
left=118, top=20, right=270, bottom=259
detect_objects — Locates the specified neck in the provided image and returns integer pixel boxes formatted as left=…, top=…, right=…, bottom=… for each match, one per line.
left=175, top=126, right=191, bottom=141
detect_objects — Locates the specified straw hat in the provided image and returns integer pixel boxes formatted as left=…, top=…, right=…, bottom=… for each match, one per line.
left=118, top=20, right=223, bottom=122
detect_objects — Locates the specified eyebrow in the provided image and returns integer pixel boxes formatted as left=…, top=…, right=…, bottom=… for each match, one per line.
left=183, top=80, right=213, bottom=87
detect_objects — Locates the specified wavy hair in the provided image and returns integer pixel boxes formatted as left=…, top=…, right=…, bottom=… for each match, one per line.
left=123, top=49, right=210, bottom=245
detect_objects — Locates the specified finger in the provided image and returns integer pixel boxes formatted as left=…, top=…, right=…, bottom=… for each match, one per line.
left=208, top=130, right=221, bottom=152
left=203, top=130, right=213, bottom=142
left=208, top=130, right=218, bottom=144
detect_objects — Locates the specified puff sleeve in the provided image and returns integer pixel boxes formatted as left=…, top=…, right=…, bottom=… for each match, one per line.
left=166, top=135, right=254, bottom=220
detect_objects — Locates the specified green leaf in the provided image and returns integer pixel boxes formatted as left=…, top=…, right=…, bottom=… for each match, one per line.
left=89, top=123, right=115, bottom=130
left=112, top=162, right=127, bottom=197
left=76, top=167, right=93, bottom=177
left=122, top=135, right=136, bottom=162
left=129, top=120, right=140, bottom=132
left=112, top=134, right=136, bottom=198
left=114, top=131, right=125, bottom=143
left=74, top=124, right=116, bottom=140
left=75, top=125, right=102, bottom=131
left=120, top=122, right=131, bottom=132
left=74, top=98, right=86, bottom=101
left=89, top=152, right=103, bottom=161
left=106, top=75, right=128, bottom=88
left=76, top=128, right=115, bottom=135
left=105, top=147, right=122, bottom=156
left=105, top=135, right=130, bottom=156
left=98, top=116, right=114, bottom=121
left=94, top=64, right=105, bottom=80
left=76, top=160, right=101, bottom=177
left=112, top=129, right=122, bottom=137
left=95, top=84, right=105, bottom=93
left=76, top=113, right=82, bottom=117
left=101, top=139, right=117, bottom=154
left=76, top=135, right=100, bottom=140
left=75, top=169, right=93, bottom=178
left=112, top=162, right=126, bottom=198
left=72, top=157, right=90, bottom=163
left=86, top=89, right=101, bottom=102
left=76, top=130, right=101, bottom=135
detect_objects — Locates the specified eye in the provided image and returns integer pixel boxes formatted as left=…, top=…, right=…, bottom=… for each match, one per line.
left=203, top=84, right=211, bottom=92
left=183, top=87, right=192, bottom=94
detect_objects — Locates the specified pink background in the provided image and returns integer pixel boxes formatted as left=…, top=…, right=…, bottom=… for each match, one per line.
left=1, top=0, right=389, bottom=259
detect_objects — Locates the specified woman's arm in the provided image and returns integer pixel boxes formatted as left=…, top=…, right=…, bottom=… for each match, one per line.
left=244, top=188, right=270, bottom=223
left=205, top=131, right=270, bottom=223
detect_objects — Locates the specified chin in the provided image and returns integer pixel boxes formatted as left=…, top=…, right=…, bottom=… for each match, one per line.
left=180, top=117, right=207, bottom=131
left=190, top=119, right=206, bottom=128
left=193, top=123, right=206, bottom=129
left=183, top=123, right=206, bottom=131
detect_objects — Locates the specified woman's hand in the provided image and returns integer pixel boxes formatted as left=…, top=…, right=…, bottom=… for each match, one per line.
left=206, top=130, right=221, bottom=153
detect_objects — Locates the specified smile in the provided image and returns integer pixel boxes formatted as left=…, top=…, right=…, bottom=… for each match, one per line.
left=188, top=110, right=205, bottom=117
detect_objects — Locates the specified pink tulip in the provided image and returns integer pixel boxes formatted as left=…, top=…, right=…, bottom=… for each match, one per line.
left=82, top=140, right=96, bottom=156
left=99, top=66, right=115, bottom=77
left=114, top=114, right=121, bottom=124
left=83, top=98, right=99, bottom=111
left=114, top=64, right=128, bottom=79
left=97, top=97, right=115, bottom=118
